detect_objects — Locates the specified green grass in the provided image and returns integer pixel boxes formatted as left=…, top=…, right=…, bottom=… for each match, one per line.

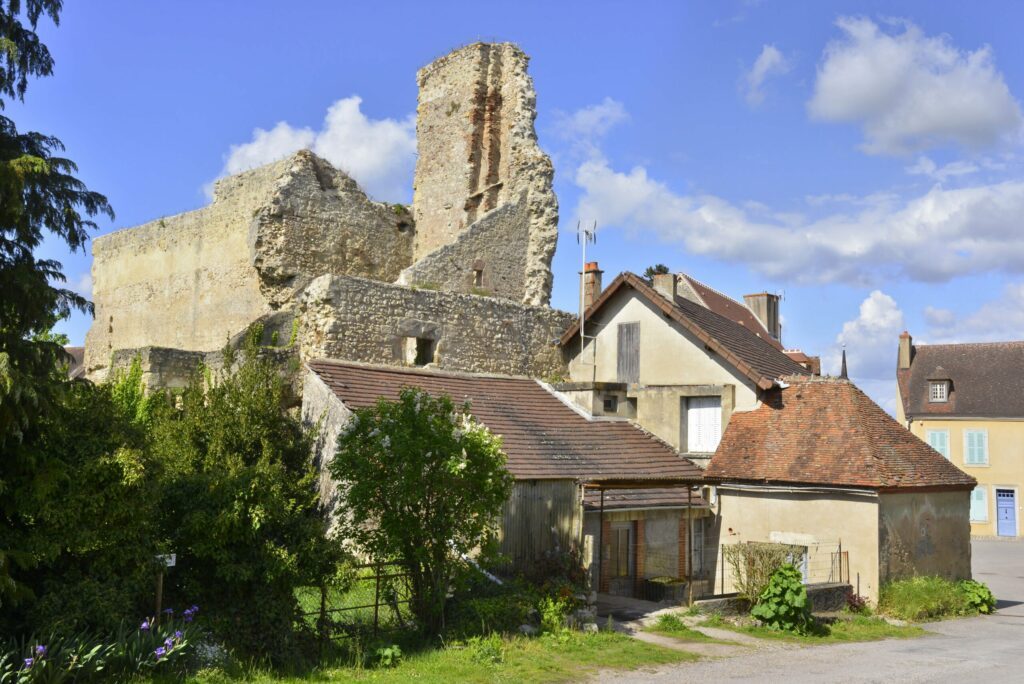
left=878, top=576, right=974, bottom=621
left=645, top=613, right=735, bottom=644
left=184, top=631, right=696, bottom=683
left=702, top=614, right=924, bottom=644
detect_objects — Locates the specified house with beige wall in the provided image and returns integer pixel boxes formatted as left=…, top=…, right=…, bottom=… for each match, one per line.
left=897, top=334, right=1024, bottom=538
left=558, top=266, right=813, bottom=598
left=706, top=376, right=976, bottom=603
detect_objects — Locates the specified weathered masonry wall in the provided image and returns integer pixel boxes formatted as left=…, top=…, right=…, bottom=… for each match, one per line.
left=85, top=151, right=413, bottom=378
left=300, top=368, right=353, bottom=526
left=299, top=274, right=574, bottom=378
left=878, top=490, right=972, bottom=583
left=411, top=42, right=558, bottom=305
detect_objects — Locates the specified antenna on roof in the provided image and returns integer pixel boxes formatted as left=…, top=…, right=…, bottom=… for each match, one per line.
left=840, top=344, right=849, bottom=380
left=578, top=220, right=597, bottom=360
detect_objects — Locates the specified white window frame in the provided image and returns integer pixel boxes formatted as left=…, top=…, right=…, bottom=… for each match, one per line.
left=926, top=429, right=950, bottom=459
left=929, top=381, right=948, bottom=402
left=686, top=396, right=722, bottom=453
left=964, top=429, right=989, bottom=466
left=970, top=486, right=989, bottom=522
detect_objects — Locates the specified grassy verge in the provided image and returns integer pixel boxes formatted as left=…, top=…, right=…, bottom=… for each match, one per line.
left=878, top=577, right=995, bottom=621
left=698, top=614, right=924, bottom=644
left=185, top=631, right=696, bottom=683
left=645, top=613, right=737, bottom=645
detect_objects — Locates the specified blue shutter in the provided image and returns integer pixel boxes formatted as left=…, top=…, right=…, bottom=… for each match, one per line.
left=927, top=430, right=949, bottom=459
left=970, top=487, right=988, bottom=522
left=965, top=430, right=989, bottom=465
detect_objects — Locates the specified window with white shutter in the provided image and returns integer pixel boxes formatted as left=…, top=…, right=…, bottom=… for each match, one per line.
left=970, top=486, right=988, bottom=522
left=964, top=429, right=989, bottom=466
left=686, top=396, right=722, bottom=453
left=926, top=430, right=950, bottom=459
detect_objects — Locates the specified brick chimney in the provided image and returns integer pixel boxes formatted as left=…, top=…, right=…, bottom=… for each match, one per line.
left=898, top=331, right=913, bottom=370
left=743, top=292, right=781, bottom=341
left=580, top=262, right=603, bottom=311
left=652, top=273, right=677, bottom=300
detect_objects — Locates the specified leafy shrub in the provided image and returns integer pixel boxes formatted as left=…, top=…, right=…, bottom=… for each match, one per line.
left=449, top=593, right=534, bottom=636
left=466, top=633, right=505, bottom=665
left=958, top=580, right=996, bottom=614
left=538, top=596, right=571, bottom=634
left=722, top=542, right=803, bottom=603
left=373, top=644, right=402, bottom=668
left=750, top=564, right=813, bottom=634
left=878, top=576, right=969, bottom=621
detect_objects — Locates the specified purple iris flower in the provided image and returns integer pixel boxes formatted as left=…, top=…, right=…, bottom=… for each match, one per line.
left=164, top=637, right=174, bottom=649
left=34, top=645, right=46, bottom=657
left=140, top=619, right=151, bottom=631
left=22, top=658, right=33, bottom=669
left=154, top=646, right=167, bottom=660
left=163, top=608, right=174, bottom=615
left=174, top=630, right=183, bottom=640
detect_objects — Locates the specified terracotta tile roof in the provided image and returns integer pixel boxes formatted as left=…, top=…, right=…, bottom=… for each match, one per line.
left=307, top=360, right=704, bottom=483
left=705, top=376, right=975, bottom=491
left=679, top=274, right=783, bottom=350
left=560, top=273, right=810, bottom=390
left=583, top=487, right=708, bottom=511
left=898, top=341, right=1024, bottom=419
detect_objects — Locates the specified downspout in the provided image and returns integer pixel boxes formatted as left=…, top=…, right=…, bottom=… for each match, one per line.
left=597, top=489, right=605, bottom=595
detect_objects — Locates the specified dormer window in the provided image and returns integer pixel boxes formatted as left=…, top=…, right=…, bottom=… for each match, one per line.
left=929, top=381, right=948, bottom=403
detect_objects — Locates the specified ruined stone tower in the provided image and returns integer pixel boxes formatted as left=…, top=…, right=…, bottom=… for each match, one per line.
left=405, top=42, right=558, bottom=306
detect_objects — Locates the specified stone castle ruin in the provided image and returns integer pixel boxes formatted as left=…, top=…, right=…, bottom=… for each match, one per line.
left=84, top=43, right=572, bottom=386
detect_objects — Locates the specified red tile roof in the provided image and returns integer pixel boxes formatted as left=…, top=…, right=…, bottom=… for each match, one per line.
left=583, top=487, right=708, bottom=511
left=705, top=376, right=975, bottom=491
left=560, top=273, right=810, bottom=390
left=307, top=360, right=704, bottom=484
left=898, top=341, right=1024, bottom=419
left=679, top=274, right=783, bottom=350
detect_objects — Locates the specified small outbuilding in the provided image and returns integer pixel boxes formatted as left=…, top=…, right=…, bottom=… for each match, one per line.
left=704, top=375, right=976, bottom=603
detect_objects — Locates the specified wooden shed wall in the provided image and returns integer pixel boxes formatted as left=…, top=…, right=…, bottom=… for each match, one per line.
left=498, top=480, right=583, bottom=571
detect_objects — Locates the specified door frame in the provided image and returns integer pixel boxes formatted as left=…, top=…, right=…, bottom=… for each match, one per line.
left=995, top=486, right=1019, bottom=537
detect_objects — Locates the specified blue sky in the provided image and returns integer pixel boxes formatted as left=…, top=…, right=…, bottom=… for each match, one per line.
left=17, top=1, right=1024, bottom=411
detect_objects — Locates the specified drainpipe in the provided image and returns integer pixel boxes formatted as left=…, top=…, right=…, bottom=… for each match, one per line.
left=597, top=489, right=605, bottom=595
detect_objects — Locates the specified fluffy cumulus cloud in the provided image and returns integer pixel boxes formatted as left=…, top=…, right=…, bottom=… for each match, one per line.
left=211, top=96, right=416, bottom=202
left=574, top=153, right=1024, bottom=285
left=825, top=291, right=905, bottom=413
left=552, top=97, right=628, bottom=156
left=744, top=44, right=791, bottom=106
left=924, top=281, right=1024, bottom=343
left=808, top=17, right=1023, bottom=155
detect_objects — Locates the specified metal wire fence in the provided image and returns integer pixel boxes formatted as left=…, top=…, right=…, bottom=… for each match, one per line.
left=297, top=562, right=413, bottom=639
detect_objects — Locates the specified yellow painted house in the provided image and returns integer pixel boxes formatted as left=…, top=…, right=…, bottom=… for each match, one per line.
left=896, top=333, right=1024, bottom=538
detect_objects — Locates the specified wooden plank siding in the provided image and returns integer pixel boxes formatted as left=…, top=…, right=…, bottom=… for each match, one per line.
left=617, top=322, right=640, bottom=384
left=498, top=480, right=583, bottom=571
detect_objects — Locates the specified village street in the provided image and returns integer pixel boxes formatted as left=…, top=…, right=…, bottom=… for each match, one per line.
left=602, top=539, right=1024, bottom=683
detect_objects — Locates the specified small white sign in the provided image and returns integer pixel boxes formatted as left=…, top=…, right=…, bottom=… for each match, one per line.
left=157, top=553, right=176, bottom=568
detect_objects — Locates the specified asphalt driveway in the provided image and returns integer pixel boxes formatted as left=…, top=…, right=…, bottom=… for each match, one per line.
left=599, top=539, right=1024, bottom=683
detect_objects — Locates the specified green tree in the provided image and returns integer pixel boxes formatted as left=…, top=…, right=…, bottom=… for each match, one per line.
left=642, top=263, right=670, bottom=282
left=149, top=334, right=342, bottom=658
left=331, top=388, right=514, bottom=635
left=1, top=0, right=114, bottom=607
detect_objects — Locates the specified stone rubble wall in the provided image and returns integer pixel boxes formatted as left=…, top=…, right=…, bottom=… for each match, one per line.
left=85, top=151, right=413, bottom=379
left=411, top=42, right=558, bottom=305
left=396, top=194, right=528, bottom=300
left=299, top=273, right=574, bottom=378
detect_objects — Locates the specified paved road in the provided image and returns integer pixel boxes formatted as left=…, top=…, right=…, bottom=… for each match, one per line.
left=599, top=540, right=1024, bottom=683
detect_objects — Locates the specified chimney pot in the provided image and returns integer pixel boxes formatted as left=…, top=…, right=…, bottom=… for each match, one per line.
left=743, top=292, right=782, bottom=341
left=898, top=331, right=913, bottom=370
left=652, top=273, right=677, bottom=300
left=580, top=261, right=604, bottom=311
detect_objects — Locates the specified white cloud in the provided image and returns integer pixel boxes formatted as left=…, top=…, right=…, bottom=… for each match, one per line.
left=211, top=96, right=416, bottom=203
left=744, top=44, right=791, bottom=106
left=808, top=17, right=1023, bottom=155
left=74, top=272, right=93, bottom=299
left=552, top=97, right=628, bottom=157
left=925, top=282, right=1024, bottom=342
left=905, top=156, right=979, bottom=183
left=825, top=291, right=905, bottom=414
left=574, top=155, right=1024, bottom=285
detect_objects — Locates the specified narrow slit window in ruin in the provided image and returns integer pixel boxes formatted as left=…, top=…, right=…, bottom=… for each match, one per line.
left=403, top=337, right=436, bottom=367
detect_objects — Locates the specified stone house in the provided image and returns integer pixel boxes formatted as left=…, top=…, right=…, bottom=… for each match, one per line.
left=301, top=359, right=703, bottom=587
left=705, top=375, right=976, bottom=603
left=897, top=334, right=1024, bottom=538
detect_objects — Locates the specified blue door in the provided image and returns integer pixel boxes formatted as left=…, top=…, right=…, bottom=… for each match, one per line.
left=997, top=489, right=1017, bottom=537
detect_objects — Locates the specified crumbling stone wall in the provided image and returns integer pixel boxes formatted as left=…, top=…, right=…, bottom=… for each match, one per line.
left=397, top=194, right=528, bottom=299
left=411, top=42, right=558, bottom=305
left=85, top=151, right=413, bottom=378
left=299, top=274, right=573, bottom=378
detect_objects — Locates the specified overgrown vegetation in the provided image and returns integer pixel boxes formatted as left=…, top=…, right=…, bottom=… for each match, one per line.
left=878, top=576, right=996, bottom=621
left=750, top=564, right=813, bottom=634
left=331, top=387, right=514, bottom=635
left=646, top=613, right=720, bottom=642
left=701, top=612, right=924, bottom=643
left=722, top=542, right=803, bottom=604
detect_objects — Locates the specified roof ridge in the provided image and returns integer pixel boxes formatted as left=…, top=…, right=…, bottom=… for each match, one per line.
left=680, top=272, right=753, bottom=313
left=915, top=340, right=1024, bottom=348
